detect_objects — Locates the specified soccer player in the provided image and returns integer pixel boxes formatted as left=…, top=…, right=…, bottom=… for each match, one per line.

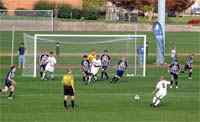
left=184, top=55, right=193, bottom=79
left=100, top=50, right=111, bottom=80
left=90, top=55, right=101, bottom=82
left=18, top=42, right=26, bottom=69
left=62, top=68, right=75, bottom=111
left=150, top=76, right=171, bottom=107
left=42, top=51, right=56, bottom=80
left=111, top=57, right=128, bottom=83
left=80, top=55, right=91, bottom=83
left=39, top=49, right=49, bottom=78
left=88, top=49, right=97, bottom=63
left=168, top=60, right=180, bottom=88
left=0, top=65, right=17, bottom=99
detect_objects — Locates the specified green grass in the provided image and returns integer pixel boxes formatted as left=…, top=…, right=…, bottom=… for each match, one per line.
left=0, top=31, right=199, bottom=122
left=0, top=67, right=199, bottom=122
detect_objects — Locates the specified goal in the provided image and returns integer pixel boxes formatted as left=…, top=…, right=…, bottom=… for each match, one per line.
left=23, top=33, right=146, bottom=77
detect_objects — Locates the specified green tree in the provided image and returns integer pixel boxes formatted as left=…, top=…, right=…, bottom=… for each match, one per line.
left=33, top=0, right=55, bottom=10
left=82, top=0, right=105, bottom=10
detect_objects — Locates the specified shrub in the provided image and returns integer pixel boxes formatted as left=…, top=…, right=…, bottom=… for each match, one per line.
left=71, top=8, right=81, bottom=19
left=57, top=4, right=72, bottom=19
left=15, top=8, right=37, bottom=16
left=81, top=9, right=99, bottom=20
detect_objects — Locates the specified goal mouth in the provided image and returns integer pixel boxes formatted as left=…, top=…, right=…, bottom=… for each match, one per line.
left=23, top=33, right=146, bottom=77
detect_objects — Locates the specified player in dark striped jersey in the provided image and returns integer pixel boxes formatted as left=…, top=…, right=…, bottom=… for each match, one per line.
left=168, top=60, right=180, bottom=88
left=184, top=55, right=193, bottom=79
left=100, top=50, right=111, bottom=80
left=111, top=57, right=128, bottom=83
left=0, top=65, right=17, bottom=99
left=39, top=50, right=49, bottom=78
left=81, top=55, right=91, bottom=83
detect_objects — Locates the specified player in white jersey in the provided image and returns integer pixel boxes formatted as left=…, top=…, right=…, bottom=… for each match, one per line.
left=39, top=50, right=49, bottom=78
left=171, top=47, right=176, bottom=62
left=150, top=76, right=171, bottom=107
left=42, top=51, right=56, bottom=80
left=89, top=55, right=101, bottom=82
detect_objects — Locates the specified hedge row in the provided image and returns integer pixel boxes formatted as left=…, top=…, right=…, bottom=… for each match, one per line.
left=33, top=1, right=102, bottom=20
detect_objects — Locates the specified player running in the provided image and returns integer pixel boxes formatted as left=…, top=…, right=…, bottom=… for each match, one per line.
left=168, top=60, right=180, bottom=88
left=42, top=51, right=56, bottom=80
left=39, top=49, right=49, bottom=78
left=150, top=76, right=171, bottom=107
left=111, top=57, right=128, bottom=83
left=80, top=55, right=91, bottom=83
left=184, top=55, right=193, bottom=79
left=62, top=68, right=75, bottom=111
left=0, top=65, right=17, bottom=99
left=89, top=55, right=101, bottom=83
left=100, top=50, right=111, bottom=80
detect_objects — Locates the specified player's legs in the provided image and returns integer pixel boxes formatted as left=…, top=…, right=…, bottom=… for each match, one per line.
left=174, top=74, right=178, bottom=88
left=170, top=73, right=174, bottom=88
left=151, top=92, right=166, bottom=107
left=0, top=86, right=9, bottom=93
left=101, top=67, right=109, bottom=80
left=8, top=85, right=15, bottom=99
left=188, top=68, right=192, bottom=79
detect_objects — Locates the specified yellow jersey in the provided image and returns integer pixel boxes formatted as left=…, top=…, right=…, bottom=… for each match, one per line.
left=62, top=73, right=75, bottom=89
left=88, top=53, right=96, bottom=62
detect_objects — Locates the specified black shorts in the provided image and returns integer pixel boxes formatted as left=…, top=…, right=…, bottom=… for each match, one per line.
left=64, top=86, right=74, bottom=96
left=40, top=64, right=46, bottom=71
left=101, top=66, right=108, bottom=71
left=171, top=73, right=178, bottom=80
left=5, top=80, right=12, bottom=88
left=185, top=64, right=192, bottom=70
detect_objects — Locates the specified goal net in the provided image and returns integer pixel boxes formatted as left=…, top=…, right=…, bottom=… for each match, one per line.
left=23, top=33, right=146, bottom=77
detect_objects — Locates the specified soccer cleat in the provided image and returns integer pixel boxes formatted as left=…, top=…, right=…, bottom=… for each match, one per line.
left=170, top=86, right=173, bottom=88
left=175, top=86, right=178, bottom=89
left=188, top=77, right=192, bottom=80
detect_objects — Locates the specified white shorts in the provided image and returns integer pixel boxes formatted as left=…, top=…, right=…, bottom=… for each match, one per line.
left=45, top=65, right=54, bottom=72
left=91, top=67, right=100, bottom=75
left=155, top=91, right=167, bottom=99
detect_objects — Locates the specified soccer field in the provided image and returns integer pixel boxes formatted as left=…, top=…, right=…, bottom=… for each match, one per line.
left=0, top=31, right=199, bottom=122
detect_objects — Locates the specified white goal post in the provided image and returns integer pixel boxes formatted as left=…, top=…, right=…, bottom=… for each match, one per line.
left=31, top=34, right=147, bottom=78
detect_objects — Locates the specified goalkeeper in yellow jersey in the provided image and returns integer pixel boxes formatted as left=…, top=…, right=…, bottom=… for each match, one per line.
left=87, top=49, right=96, bottom=63
left=62, top=68, right=75, bottom=111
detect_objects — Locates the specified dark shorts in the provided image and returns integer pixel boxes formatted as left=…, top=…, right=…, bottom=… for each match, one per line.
left=64, top=86, right=74, bottom=96
left=40, top=64, right=47, bottom=71
left=170, top=73, right=178, bottom=80
left=185, top=64, right=192, bottom=70
left=5, top=79, right=12, bottom=88
left=83, top=70, right=91, bottom=76
left=116, top=70, right=124, bottom=77
left=101, top=66, right=108, bottom=71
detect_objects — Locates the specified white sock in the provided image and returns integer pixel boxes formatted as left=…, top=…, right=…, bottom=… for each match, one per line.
left=153, top=97, right=157, bottom=103
left=154, top=99, right=160, bottom=106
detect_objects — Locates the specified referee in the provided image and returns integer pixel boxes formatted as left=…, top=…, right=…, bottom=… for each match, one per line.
left=62, top=68, right=75, bottom=111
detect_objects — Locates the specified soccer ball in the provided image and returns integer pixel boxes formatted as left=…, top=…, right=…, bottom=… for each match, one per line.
left=134, top=94, right=140, bottom=100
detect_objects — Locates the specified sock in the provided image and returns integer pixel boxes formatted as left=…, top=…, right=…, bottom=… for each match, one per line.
left=0, top=89, right=2, bottom=92
left=71, top=100, right=75, bottom=108
left=8, top=91, right=13, bottom=97
left=152, top=97, right=157, bottom=104
left=189, top=72, right=192, bottom=77
left=40, top=72, right=42, bottom=77
left=154, top=99, right=160, bottom=106
left=64, top=100, right=67, bottom=108
left=105, top=72, right=109, bottom=80
left=101, top=72, right=104, bottom=79
left=175, top=80, right=178, bottom=86
left=170, top=80, right=173, bottom=85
